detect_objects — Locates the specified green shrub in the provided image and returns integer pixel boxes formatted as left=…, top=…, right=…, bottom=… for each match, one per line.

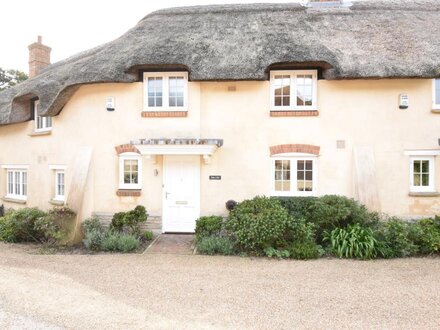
left=324, top=224, right=382, bottom=260
left=308, top=195, right=377, bottom=241
left=110, top=206, right=148, bottom=236
left=409, top=217, right=440, bottom=254
left=376, top=218, right=418, bottom=258
left=226, top=196, right=290, bottom=254
left=288, top=241, right=322, bottom=260
left=82, top=217, right=106, bottom=251
left=144, top=230, right=154, bottom=241
left=275, top=197, right=317, bottom=219
left=264, top=247, right=290, bottom=259
left=195, top=216, right=223, bottom=240
left=196, top=236, right=235, bottom=255
left=0, top=207, right=68, bottom=245
left=101, top=232, right=140, bottom=252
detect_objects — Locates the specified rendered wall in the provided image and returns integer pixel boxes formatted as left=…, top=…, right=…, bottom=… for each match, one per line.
left=0, top=79, right=439, bottom=223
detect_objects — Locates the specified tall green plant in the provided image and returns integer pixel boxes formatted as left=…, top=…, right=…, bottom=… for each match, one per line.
left=324, top=224, right=382, bottom=260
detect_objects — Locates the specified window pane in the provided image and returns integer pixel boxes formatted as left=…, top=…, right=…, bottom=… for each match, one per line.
left=273, top=75, right=291, bottom=107
left=421, top=161, right=429, bottom=173
left=297, top=180, right=305, bottom=191
left=297, top=171, right=304, bottom=180
left=297, top=161, right=304, bottom=170
left=283, top=181, right=290, bottom=191
left=22, top=172, right=27, bottom=196
left=169, top=77, right=185, bottom=107
left=147, top=77, right=163, bottom=107
left=305, top=171, right=313, bottom=181
left=275, top=160, right=282, bottom=170
left=304, top=181, right=313, bottom=192
left=422, top=174, right=429, bottom=186
left=275, top=171, right=282, bottom=180
left=275, top=181, right=282, bottom=191
left=436, top=79, right=440, bottom=105
left=305, top=160, right=313, bottom=170
left=414, top=174, right=421, bottom=186
left=413, top=160, right=421, bottom=173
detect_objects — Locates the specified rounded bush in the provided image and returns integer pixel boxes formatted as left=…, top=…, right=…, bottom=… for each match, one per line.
left=195, top=216, right=223, bottom=240
left=226, top=196, right=290, bottom=254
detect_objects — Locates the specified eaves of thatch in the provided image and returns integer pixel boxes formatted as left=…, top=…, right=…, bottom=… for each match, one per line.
left=1, top=0, right=439, bottom=125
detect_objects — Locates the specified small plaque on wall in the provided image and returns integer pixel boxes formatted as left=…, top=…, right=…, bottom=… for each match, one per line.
left=209, top=175, right=221, bottom=180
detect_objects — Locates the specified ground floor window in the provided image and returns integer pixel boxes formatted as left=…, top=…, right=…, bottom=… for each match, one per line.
left=55, top=170, right=65, bottom=201
left=119, top=153, right=142, bottom=189
left=410, top=156, right=435, bottom=192
left=272, top=155, right=317, bottom=196
left=6, top=169, right=27, bottom=200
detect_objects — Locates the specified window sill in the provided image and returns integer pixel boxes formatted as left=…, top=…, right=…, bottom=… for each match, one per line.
left=408, top=192, right=440, bottom=197
left=141, top=111, right=188, bottom=118
left=49, top=199, right=65, bottom=206
left=431, top=108, right=440, bottom=113
left=28, top=130, right=52, bottom=137
left=2, top=196, right=27, bottom=204
left=116, top=189, right=141, bottom=197
left=270, top=110, right=319, bottom=117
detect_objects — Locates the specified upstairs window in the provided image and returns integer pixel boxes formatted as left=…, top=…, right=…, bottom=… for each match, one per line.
left=270, top=70, right=317, bottom=111
left=34, top=100, right=52, bottom=132
left=271, top=155, right=317, bottom=196
left=433, top=79, right=440, bottom=109
left=119, top=153, right=142, bottom=190
left=143, top=72, right=188, bottom=110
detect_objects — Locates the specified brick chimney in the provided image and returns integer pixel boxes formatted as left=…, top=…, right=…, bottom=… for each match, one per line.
left=28, top=36, right=51, bottom=78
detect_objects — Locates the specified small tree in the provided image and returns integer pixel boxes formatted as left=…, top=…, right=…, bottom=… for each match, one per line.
left=0, top=68, right=28, bottom=91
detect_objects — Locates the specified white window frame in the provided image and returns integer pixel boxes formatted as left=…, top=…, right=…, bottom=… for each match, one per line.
left=409, top=156, right=435, bottom=193
left=143, top=72, right=188, bottom=111
left=119, top=153, right=142, bottom=190
left=3, top=165, right=28, bottom=201
left=54, top=170, right=65, bottom=201
left=34, top=100, right=52, bottom=132
left=270, top=70, right=318, bottom=111
left=432, top=79, right=440, bottom=110
left=270, top=153, right=318, bottom=197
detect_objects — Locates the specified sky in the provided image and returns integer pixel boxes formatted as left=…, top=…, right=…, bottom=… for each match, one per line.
left=0, top=0, right=303, bottom=73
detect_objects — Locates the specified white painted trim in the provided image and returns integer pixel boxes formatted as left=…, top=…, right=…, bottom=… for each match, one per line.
left=432, top=79, right=440, bottom=110
left=404, top=150, right=440, bottom=156
left=409, top=156, right=436, bottom=193
left=49, top=165, right=67, bottom=170
left=5, top=169, right=27, bottom=201
left=1, top=165, right=29, bottom=169
left=269, top=70, right=318, bottom=111
left=118, top=154, right=142, bottom=190
left=143, top=72, right=188, bottom=111
left=34, top=100, right=53, bottom=132
left=54, top=170, right=65, bottom=201
left=270, top=155, right=318, bottom=197
left=136, top=144, right=218, bottom=156
left=162, top=155, right=200, bottom=233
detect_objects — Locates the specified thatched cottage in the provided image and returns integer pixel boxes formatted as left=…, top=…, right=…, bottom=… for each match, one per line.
left=0, top=0, right=439, bottom=238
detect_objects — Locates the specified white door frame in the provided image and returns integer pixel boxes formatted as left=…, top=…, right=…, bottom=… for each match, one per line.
left=162, top=155, right=200, bottom=233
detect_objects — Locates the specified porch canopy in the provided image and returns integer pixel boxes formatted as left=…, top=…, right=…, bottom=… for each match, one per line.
left=130, top=138, right=223, bottom=164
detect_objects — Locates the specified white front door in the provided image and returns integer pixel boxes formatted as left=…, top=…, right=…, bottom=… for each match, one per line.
left=163, top=155, right=200, bottom=233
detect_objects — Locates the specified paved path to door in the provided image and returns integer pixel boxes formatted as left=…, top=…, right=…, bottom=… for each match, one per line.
left=144, top=234, right=194, bottom=254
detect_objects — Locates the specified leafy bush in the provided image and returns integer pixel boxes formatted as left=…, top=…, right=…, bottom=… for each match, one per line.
left=144, top=230, right=154, bottom=241
left=196, top=236, right=235, bottom=255
left=264, top=247, right=290, bottom=259
left=110, top=205, right=148, bottom=236
left=275, top=197, right=317, bottom=219
left=308, top=195, right=377, bottom=241
left=0, top=207, right=70, bottom=245
left=288, top=241, right=322, bottom=260
left=195, top=216, right=223, bottom=241
left=82, top=217, right=106, bottom=251
left=375, top=218, right=418, bottom=258
left=409, top=217, right=440, bottom=254
left=101, top=232, right=140, bottom=252
left=324, top=224, right=382, bottom=260
left=226, top=196, right=290, bottom=254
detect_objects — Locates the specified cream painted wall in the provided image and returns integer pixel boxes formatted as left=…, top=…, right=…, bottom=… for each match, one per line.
left=0, top=78, right=439, bottom=222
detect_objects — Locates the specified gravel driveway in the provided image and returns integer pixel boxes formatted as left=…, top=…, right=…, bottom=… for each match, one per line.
left=0, top=243, right=439, bottom=329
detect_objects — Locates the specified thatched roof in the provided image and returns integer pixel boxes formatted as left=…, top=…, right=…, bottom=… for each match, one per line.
left=1, top=0, right=440, bottom=125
